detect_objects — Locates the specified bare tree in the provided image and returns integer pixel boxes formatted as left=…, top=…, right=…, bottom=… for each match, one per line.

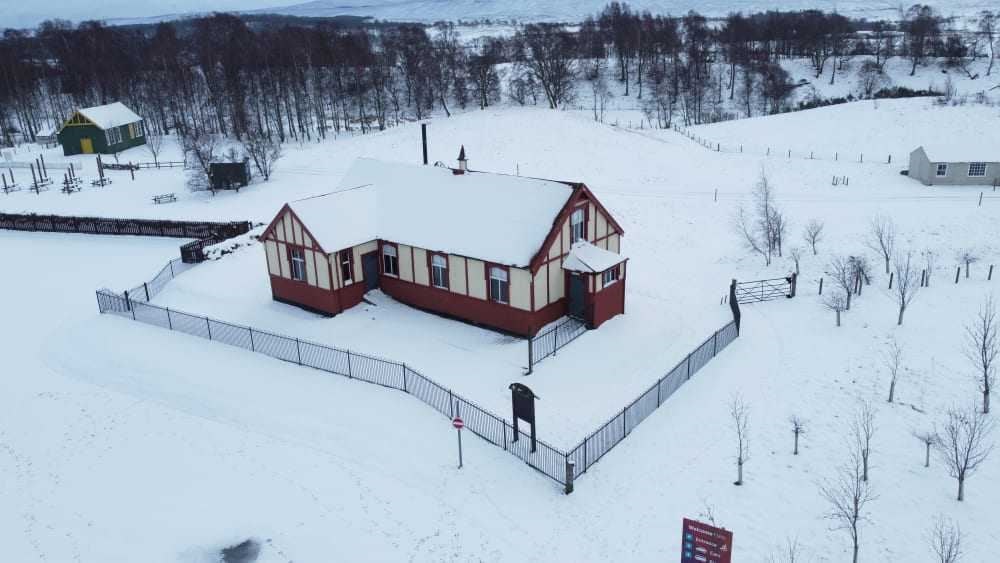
left=789, top=246, right=802, bottom=275
left=516, top=24, right=577, bottom=109
left=884, top=338, right=903, bottom=403
left=145, top=134, right=164, bottom=166
left=820, top=452, right=876, bottom=563
left=180, top=132, right=219, bottom=192
left=735, top=169, right=784, bottom=266
left=850, top=255, right=872, bottom=295
left=868, top=215, right=896, bottom=275
left=803, top=219, right=825, bottom=255
left=923, top=249, right=938, bottom=286
left=771, top=209, right=789, bottom=258
left=853, top=400, right=876, bottom=482
left=826, top=255, right=855, bottom=310
left=982, top=11, right=997, bottom=76
left=735, top=207, right=770, bottom=266
left=242, top=133, right=282, bottom=181
left=731, top=394, right=750, bottom=485
left=965, top=296, right=998, bottom=414
left=824, top=291, right=848, bottom=327
left=790, top=415, right=806, bottom=455
left=957, top=250, right=979, bottom=279
left=929, top=514, right=964, bottom=563
left=893, top=251, right=920, bottom=325
left=913, top=429, right=938, bottom=468
left=767, top=536, right=804, bottom=563
left=937, top=406, right=994, bottom=501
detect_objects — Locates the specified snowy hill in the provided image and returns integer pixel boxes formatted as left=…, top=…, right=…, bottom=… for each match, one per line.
left=4, top=97, right=1000, bottom=560
left=8, top=0, right=995, bottom=30
left=257, top=0, right=991, bottom=23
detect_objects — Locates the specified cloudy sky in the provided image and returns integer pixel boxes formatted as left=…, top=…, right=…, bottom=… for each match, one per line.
left=6, top=0, right=287, bottom=28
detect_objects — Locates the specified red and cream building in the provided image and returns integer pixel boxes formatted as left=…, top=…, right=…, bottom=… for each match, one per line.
left=260, top=155, right=627, bottom=337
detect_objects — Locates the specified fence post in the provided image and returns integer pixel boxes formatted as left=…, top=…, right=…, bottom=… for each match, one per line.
left=503, top=421, right=508, bottom=451
left=166, top=308, right=173, bottom=330
left=249, top=327, right=255, bottom=351
left=295, top=338, right=302, bottom=364
left=401, top=363, right=408, bottom=392
left=206, top=317, right=212, bottom=339
left=527, top=338, right=533, bottom=375
left=553, top=326, right=559, bottom=356
left=622, top=408, right=627, bottom=436
left=564, top=458, right=575, bottom=495
left=685, top=353, right=692, bottom=380
left=346, top=350, right=353, bottom=378
left=818, top=277, right=823, bottom=295
left=449, top=390, right=454, bottom=418
left=169, top=260, right=175, bottom=278
left=143, top=282, right=150, bottom=301
left=657, top=377, right=662, bottom=407
left=989, top=265, right=994, bottom=281
left=713, top=330, right=719, bottom=356
left=955, top=266, right=961, bottom=284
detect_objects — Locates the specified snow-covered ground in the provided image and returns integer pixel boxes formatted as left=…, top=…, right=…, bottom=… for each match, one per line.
left=4, top=97, right=1000, bottom=560
left=12, top=0, right=992, bottom=30
left=689, top=94, right=1000, bottom=165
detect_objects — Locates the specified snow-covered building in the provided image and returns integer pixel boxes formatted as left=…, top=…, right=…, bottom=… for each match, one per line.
left=908, top=144, right=1000, bottom=186
left=56, top=102, right=146, bottom=156
left=260, top=155, right=627, bottom=336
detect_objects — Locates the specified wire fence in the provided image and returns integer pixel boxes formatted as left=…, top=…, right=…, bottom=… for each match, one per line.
left=96, top=259, right=741, bottom=492
left=674, top=124, right=905, bottom=167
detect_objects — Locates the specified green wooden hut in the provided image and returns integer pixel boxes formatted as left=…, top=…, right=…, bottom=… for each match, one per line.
left=56, top=102, right=146, bottom=156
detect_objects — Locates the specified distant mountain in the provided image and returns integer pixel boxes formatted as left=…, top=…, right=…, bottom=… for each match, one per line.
left=251, top=0, right=992, bottom=23
left=7, top=0, right=990, bottom=30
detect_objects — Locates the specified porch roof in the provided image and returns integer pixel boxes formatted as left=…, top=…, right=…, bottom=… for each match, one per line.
left=562, top=241, right=626, bottom=274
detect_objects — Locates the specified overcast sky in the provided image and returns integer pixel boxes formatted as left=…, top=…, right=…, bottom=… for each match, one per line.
left=5, top=0, right=292, bottom=28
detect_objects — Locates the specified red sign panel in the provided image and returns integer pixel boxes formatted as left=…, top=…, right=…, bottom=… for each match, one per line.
left=452, top=417, right=464, bottom=429
left=681, top=518, right=733, bottom=563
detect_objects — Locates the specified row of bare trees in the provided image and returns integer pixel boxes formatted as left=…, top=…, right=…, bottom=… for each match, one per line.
left=3, top=3, right=998, bottom=145
left=732, top=390, right=992, bottom=562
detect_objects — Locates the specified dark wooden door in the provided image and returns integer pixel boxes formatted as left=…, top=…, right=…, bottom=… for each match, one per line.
left=569, top=273, right=586, bottom=320
left=362, top=252, right=379, bottom=291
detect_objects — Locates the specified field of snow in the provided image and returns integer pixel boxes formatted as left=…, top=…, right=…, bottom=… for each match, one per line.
left=4, top=97, right=1000, bottom=560
left=690, top=95, right=1000, bottom=166
left=12, top=0, right=993, bottom=30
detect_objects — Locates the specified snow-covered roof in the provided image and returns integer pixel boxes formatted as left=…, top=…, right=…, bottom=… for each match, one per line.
left=287, top=158, right=576, bottom=266
left=76, top=102, right=142, bottom=130
left=562, top=241, right=626, bottom=274
left=916, top=144, right=999, bottom=164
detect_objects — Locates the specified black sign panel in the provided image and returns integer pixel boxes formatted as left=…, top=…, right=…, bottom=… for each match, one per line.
left=509, top=383, right=539, bottom=453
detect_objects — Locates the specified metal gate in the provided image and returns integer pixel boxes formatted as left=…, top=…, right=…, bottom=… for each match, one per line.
left=733, top=276, right=794, bottom=304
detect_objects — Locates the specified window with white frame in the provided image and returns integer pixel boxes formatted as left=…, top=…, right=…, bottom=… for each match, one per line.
left=602, top=265, right=620, bottom=286
left=431, top=255, right=448, bottom=288
left=936, top=163, right=948, bottom=177
left=382, top=244, right=399, bottom=276
left=489, top=267, right=509, bottom=304
left=104, top=127, right=122, bottom=146
left=969, top=162, right=987, bottom=177
left=289, top=248, right=307, bottom=281
left=570, top=208, right=585, bottom=243
left=339, top=250, right=353, bottom=283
